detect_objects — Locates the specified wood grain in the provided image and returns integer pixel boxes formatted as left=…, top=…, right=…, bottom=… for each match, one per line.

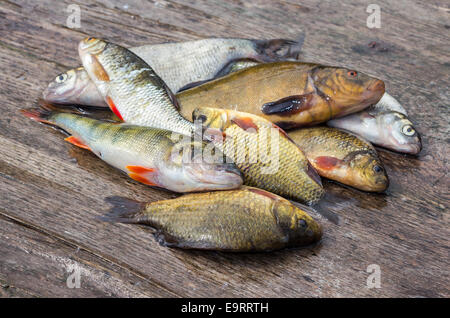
left=0, top=0, right=448, bottom=297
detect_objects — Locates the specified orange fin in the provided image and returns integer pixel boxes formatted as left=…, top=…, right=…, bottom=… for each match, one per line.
left=231, top=116, right=259, bottom=132
left=64, top=136, right=91, bottom=150
left=106, top=96, right=124, bottom=121
left=314, top=156, right=342, bottom=171
left=90, top=55, right=110, bottom=81
left=126, top=166, right=158, bottom=186
left=126, top=165, right=156, bottom=174
left=128, top=173, right=157, bottom=186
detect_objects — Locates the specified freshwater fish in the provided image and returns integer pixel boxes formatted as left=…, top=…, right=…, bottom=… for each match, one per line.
left=102, top=186, right=322, bottom=252
left=78, top=37, right=193, bottom=136
left=21, top=107, right=243, bottom=193
left=43, top=38, right=302, bottom=106
left=288, top=127, right=389, bottom=192
left=183, top=60, right=419, bottom=153
left=328, top=93, right=421, bottom=154
left=192, top=107, right=324, bottom=205
left=177, top=61, right=385, bottom=128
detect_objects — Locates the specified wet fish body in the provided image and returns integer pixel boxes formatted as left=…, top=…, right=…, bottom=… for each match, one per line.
left=177, top=61, right=385, bottom=128
left=103, top=186, right=322, bottom=252
left=21, top=108, right=243, bottom=193
left=78, top=37, right=193, bottom=136
left=288, top=127, right=389, bottom=192
left=328, top=93, right=421, bottom=154
left=43, top=38, right=302, bottom=106
left=193, top=107, right=324, bottom=205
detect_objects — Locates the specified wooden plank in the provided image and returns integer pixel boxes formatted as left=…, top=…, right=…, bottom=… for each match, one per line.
left=0, top=0, right=448, bottom=297
left=0, top=215, right=175, bottom=297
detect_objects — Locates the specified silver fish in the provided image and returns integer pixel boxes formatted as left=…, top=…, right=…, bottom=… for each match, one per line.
left=328, top=93, right=422, bottom=154
left=43, top=38, right=302, bottom=106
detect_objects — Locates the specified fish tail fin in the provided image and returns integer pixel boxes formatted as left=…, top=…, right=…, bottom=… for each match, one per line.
left=20, top=106, right=54, bottom=125
left=37, top=99, right=121, bottom=123
left=253, top=35, right=304, bottom=61
left=99, top=196, right=147, bottom=224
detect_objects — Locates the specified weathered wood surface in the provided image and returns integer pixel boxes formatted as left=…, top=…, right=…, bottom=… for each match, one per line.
left=0, top=0, right=448, bottom=297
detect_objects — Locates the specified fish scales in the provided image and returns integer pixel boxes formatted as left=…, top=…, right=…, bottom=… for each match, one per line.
left=104, top=187, right=322, bottom=251
left=288, top=127, right=389, bottom=192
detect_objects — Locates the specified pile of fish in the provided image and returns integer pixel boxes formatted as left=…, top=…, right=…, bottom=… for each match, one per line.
left=22, top=37, right=421, bottom=252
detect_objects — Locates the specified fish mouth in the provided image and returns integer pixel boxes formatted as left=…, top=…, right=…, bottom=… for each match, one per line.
left=187, top=163, right=243, bottom=190
left=361, top=79, right=385, bottom=105
left=396, top=140, right=422, bottom=155
left=78, top=37, right=105, bottom=54
left=42, top=84, right=70, bottom=103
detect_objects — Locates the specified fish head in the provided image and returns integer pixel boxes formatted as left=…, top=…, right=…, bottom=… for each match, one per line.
left=379, top=112, right=422, bottom=154
left=42, top=68, right=88, bottom=104
left=161, top=137, right=243, bottom=192
left=312, top=66, right=385, bottom=110
left=192, top=107, right=232, bottom=142
left=274, top=200, right=323, bottom=246
left=78, top=37, right=111, bottom=85
left=78, top=37, right=108, bottom=56
left=347, top=152, right=389, bottom=192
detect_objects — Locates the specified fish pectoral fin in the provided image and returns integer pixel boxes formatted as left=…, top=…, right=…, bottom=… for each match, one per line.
left=314, top=156, right=343, bottom=171
left=106, top=96, right=124, bottom=121
left=64, top=136, right=91, bottom=150
left=230, top=116, right=259, bottom=132
left=261, top=94, right=314, bottom=116
left=126, top=165, right=158, bottom=186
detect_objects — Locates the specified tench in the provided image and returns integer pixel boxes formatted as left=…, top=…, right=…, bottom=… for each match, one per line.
left=21, top=107, right=243, bottom=193
left=78, top=37, right=193, bottom=136
left=177, top=61, right=385, bottom=128
left=184, top=60, right=420, bottom=154
left=102, top=186, right=322, bottom=252
left=43, top=38, right=302, bottom=106
left=328, top=93, right=422, bottom=154
left=192, top=107, right=324, bottom=205
left=288, top=127, right=389, bottom=192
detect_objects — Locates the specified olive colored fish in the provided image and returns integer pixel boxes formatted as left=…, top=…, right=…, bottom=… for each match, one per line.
left=177, top=61, right=385, bottom=129
left=102, top=186, right=322, bottom=252
left=43, top=38, right=302, bottom=106
left=186, top=60, right=419, bottom=153
left=21, top=107, right=243, bottom=193
left=78, top=37, right=193, bottom=136
left=192, top=107, right=324, bottom=205
left=328, top=93, right=421, bottom=154
left=288, top=127, right=389, bottom=192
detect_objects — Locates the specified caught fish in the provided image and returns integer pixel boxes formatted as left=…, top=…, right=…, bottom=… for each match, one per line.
left=43, top=38, right=303, bottom=106
left=328, top=93, right=421, bottom=154
left=177, top=61, right=385, bottom=128
left=78, top=37, right=193, bottom=136
left=192, top=107, right=324, bottom=205
left=21, top=107, right=243, bottom=193
left=288, top=127, right=389, bottom=192
left=102, top=186, right=322, bottom=252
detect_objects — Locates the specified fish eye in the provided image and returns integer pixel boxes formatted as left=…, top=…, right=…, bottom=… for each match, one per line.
left=402, top=125, right=415, bottom=136
left=347, top=70, right=358, bottom=77
left=197, top=115, right=207, bottom=123
left=373, top=165, right=383, bottom=173
left=298, top=219, right=307, bottom=229
left=55, top=73, right=68, bottom=83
